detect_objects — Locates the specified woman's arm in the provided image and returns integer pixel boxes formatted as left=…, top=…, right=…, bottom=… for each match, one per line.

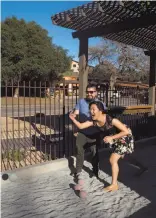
left=103, top=118, right=130, bottom=144
left=69, top=113, right=93, bottom=129
left=111, top=118, right=129, bottom=140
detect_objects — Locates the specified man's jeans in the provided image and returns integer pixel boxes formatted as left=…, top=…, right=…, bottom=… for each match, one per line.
left=76, top=132, right=100, bottom=174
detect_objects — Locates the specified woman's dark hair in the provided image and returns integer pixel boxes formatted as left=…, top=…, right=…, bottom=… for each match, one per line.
left=89, top=101, right=105, bottom=113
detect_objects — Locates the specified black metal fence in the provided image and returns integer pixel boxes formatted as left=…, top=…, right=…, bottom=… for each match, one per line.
left=97, top=84, right=149, bottom=107
left=1, top=81, right=155, bottom=171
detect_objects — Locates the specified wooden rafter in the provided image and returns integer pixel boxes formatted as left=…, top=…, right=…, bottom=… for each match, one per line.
left=51, top=1, right=156, bottom=51
left=72, top=14, right=156, bottom=38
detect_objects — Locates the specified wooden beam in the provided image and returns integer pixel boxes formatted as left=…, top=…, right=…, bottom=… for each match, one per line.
left=72, top=14, right=156, bottom=38
left=123, top=108, right=152, bottom=114
left=79, top=37, right=88, bottom=99
left=79, top=8, right=86, bottom=17
left=149, top=55, right=156, bottom=115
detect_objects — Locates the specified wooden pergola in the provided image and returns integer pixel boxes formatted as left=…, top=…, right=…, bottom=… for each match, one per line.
left=51, top=1, right=156, bottom=114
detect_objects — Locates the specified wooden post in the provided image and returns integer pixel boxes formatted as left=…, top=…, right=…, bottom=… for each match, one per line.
left=78, top=37, right=88, bottom=99
left=149, top=55, right=156, bottom=115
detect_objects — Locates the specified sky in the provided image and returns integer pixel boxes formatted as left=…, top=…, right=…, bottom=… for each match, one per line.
left=1, top=1, right=101, bottom=62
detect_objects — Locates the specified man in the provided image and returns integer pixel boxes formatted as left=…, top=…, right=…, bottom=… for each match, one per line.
left=71, top=84, right=106, bottom=180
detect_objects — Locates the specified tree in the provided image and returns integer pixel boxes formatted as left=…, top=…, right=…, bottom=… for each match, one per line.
left=63, top=70, right=74, bottom=76
left=88, top=38, right=150, bottom=84
left=116, top=43, right=149, bottom=83
left=1, top=17, right=72, bottom=85
left=88, top=38, right=118, bottom=65
left=88, top=60, right=117, bottom=82
left=88, top=39, right=118, bottom=89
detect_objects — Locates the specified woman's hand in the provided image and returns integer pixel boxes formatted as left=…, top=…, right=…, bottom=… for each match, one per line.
left=69, top=112, right=76, bottom=121
left=103, top=136, right=114, bottom=144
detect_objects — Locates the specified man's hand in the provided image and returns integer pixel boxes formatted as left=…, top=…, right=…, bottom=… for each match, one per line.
left=73, top=132, right=78, bottom=137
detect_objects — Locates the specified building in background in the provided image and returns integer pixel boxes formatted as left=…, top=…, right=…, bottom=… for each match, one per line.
left=60, top=60, right=94, bottom=95
left=71, top=60, right=79, bottom=75
left=70, top=60, right=94, bottom=76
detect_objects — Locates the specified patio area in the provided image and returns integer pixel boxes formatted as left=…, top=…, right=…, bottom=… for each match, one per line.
left=2, top=138, right=156, bottom=218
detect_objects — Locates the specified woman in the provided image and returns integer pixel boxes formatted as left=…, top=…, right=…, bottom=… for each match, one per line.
left=69, top=101, right=134, bottom=192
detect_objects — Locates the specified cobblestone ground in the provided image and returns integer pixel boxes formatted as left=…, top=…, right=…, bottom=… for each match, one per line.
left=2, top=145, right=156, bottom=218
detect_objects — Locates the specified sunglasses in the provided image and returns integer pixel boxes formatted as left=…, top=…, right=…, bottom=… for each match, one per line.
left=86, top=91, right=96, bottom=94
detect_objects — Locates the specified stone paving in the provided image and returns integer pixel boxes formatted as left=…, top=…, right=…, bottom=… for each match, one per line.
left=1, top=145, right=156, bottom=218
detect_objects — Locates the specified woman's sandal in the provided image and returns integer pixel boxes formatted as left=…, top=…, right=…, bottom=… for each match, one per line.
left=103, top=184, right=119, bottom=192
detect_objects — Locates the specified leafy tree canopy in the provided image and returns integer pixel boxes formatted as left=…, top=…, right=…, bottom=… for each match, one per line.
left=1, top=17, right=72, bottom=84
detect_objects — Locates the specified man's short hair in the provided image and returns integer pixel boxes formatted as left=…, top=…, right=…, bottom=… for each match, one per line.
left=86, top=83, right=97, bottom=91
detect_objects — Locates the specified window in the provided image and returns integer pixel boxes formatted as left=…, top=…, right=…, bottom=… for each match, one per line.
left=73, top=64, right=76, bottom=67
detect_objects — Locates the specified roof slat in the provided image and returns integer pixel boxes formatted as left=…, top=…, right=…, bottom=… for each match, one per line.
left=51, top=1, right=156, bottom=51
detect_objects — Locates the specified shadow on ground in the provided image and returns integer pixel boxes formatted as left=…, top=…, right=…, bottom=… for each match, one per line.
left=67, top=143, right=156, bottom=218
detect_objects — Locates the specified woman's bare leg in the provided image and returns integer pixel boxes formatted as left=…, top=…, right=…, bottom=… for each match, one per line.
left=104, top=153, right=121, bottom=191
left=110, top=153, right=121, bottom=185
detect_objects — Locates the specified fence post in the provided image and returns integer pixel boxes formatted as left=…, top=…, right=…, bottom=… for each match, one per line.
left=63, top=79, right=66, bottom=157
left=5, top=81, right=9, bottom=170
left=105, top=83, right=109, bottom=107
left=137, top=85, right=139, bottom=105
